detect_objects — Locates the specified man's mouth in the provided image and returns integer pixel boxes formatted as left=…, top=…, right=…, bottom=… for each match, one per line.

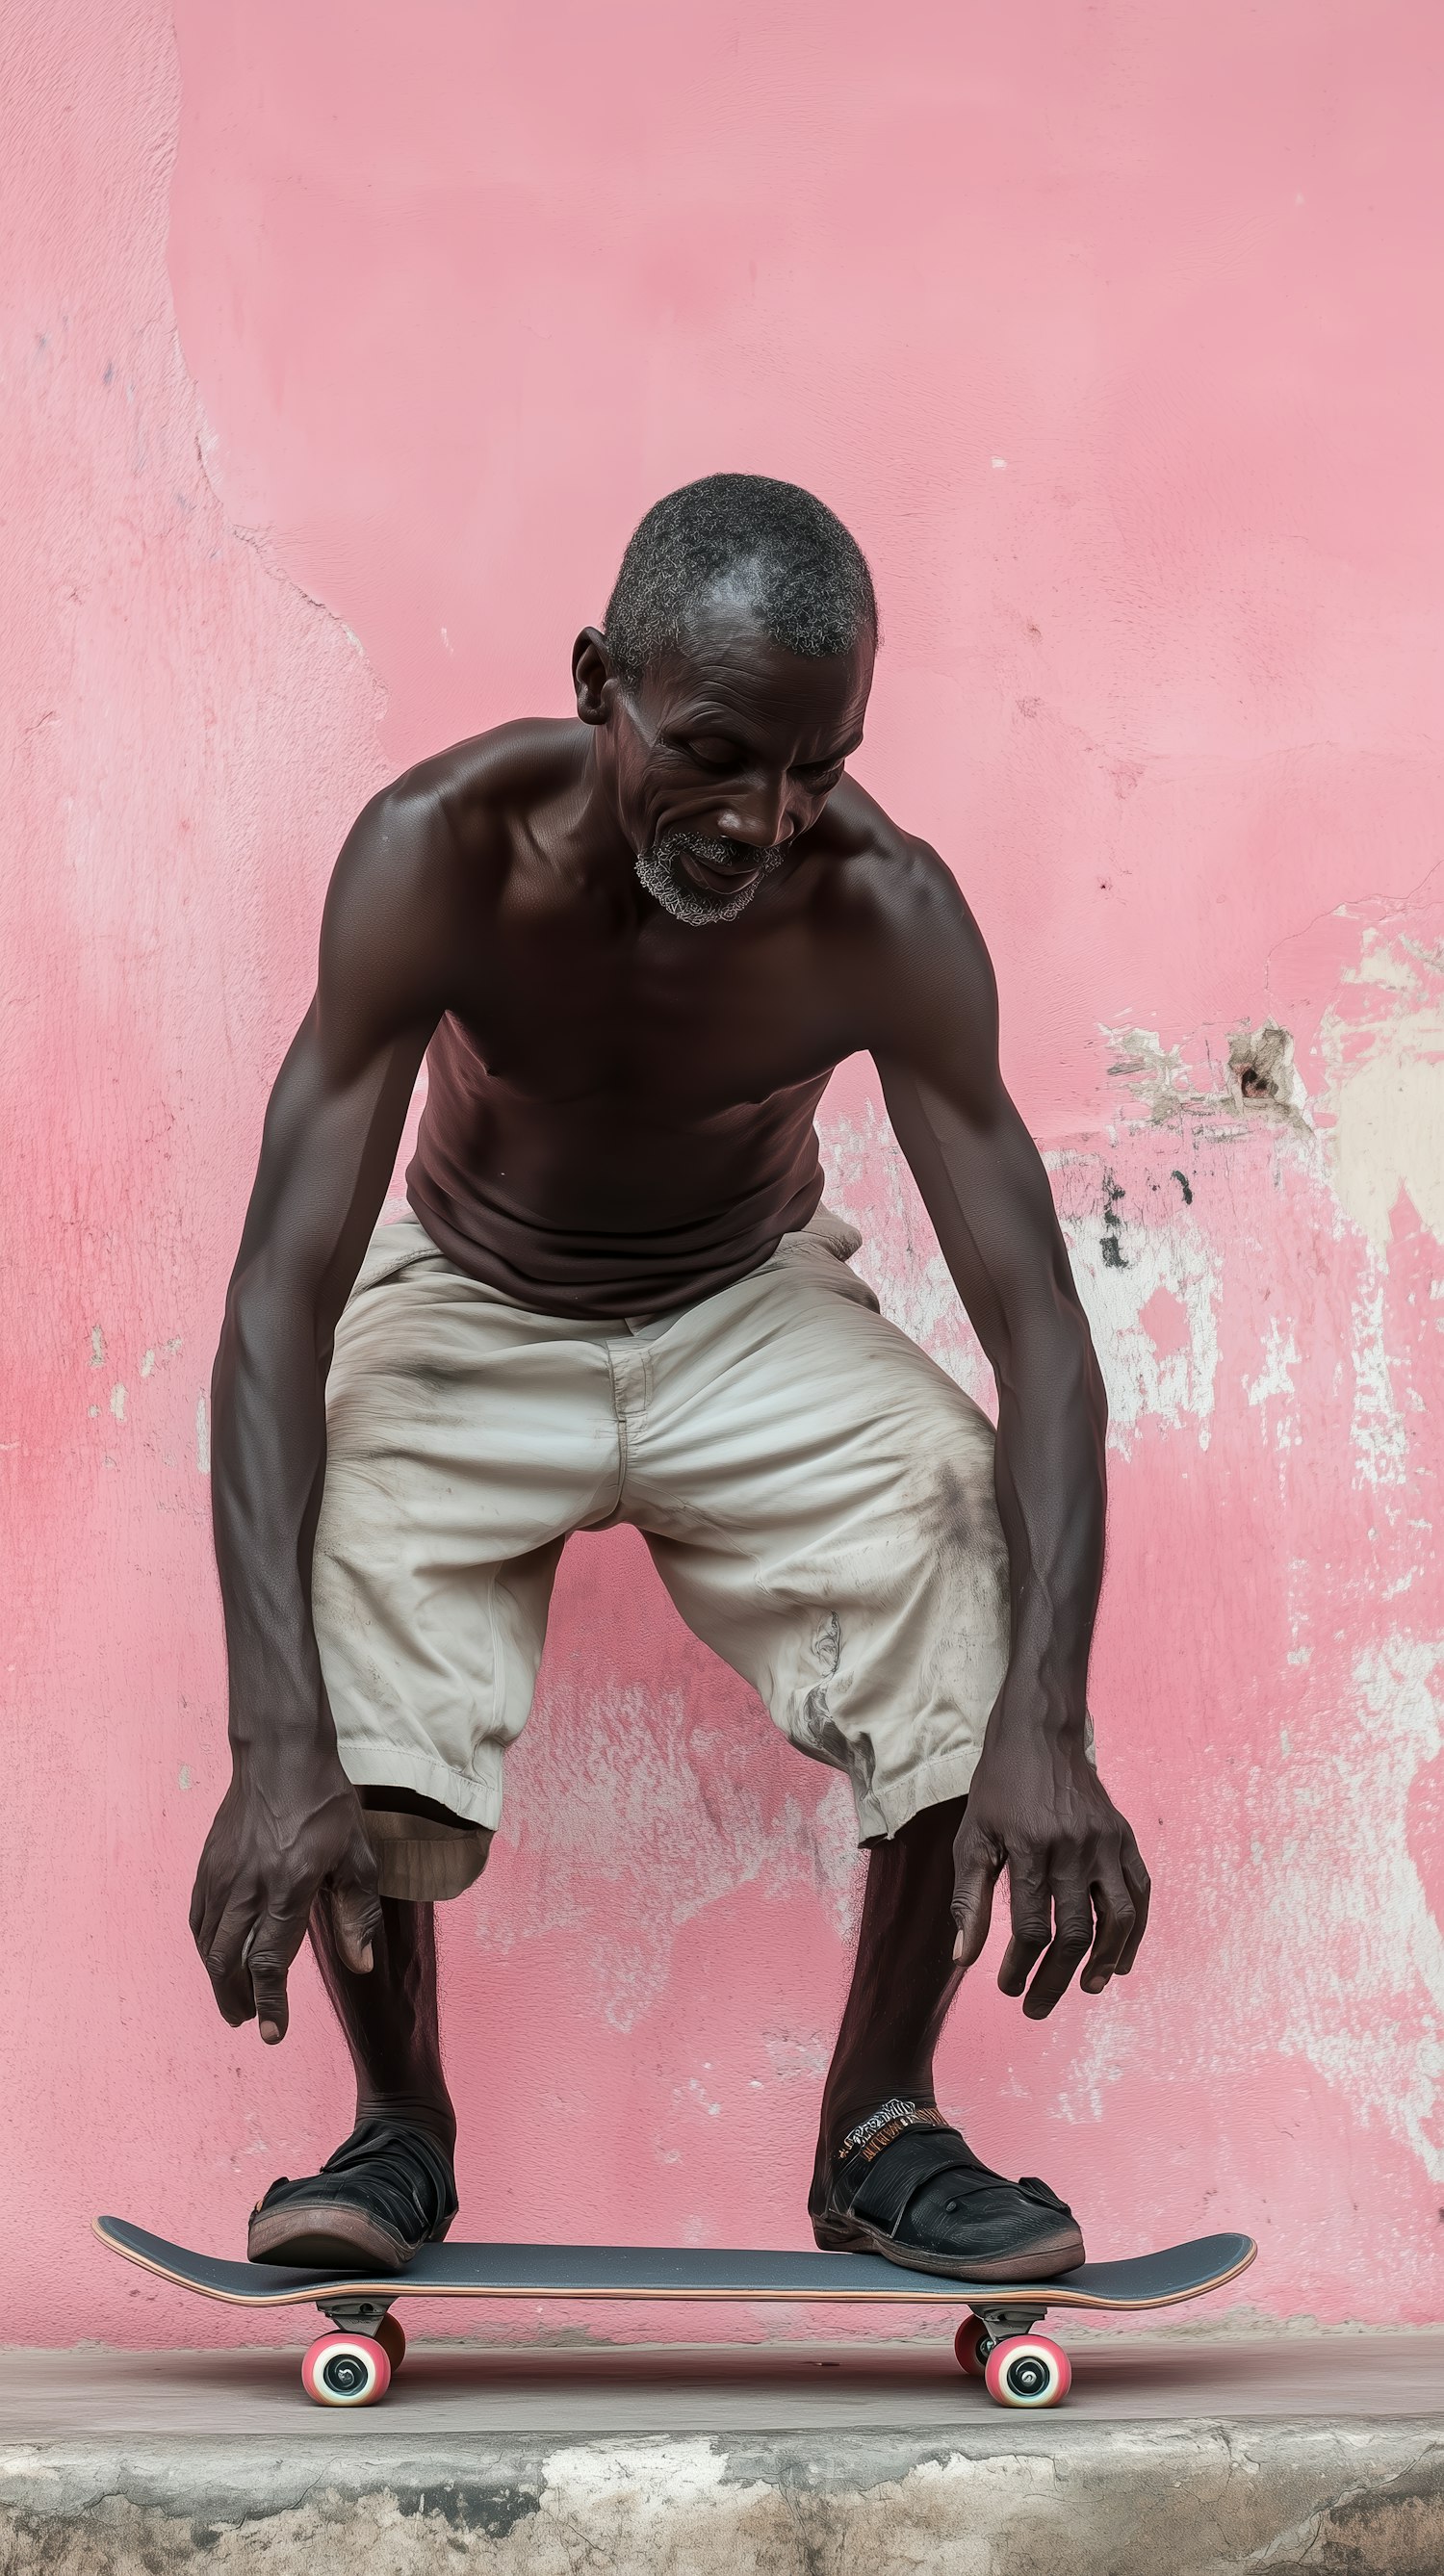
left=634, top=827, right=790, bottom=928
left=679, top=845, right=764, bottom=893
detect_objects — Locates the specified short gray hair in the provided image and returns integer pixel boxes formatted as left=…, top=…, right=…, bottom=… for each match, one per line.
left=604, top=474, right=878, bottom=684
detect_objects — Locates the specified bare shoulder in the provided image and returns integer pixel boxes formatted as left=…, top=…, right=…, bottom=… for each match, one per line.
left=326, top=718, right=582, bottom=960
left=807, top=780, right=997, bottom=1007
left=312, top=724, right=570, bottom=1045
left=359, top=718, right=580, bottom=879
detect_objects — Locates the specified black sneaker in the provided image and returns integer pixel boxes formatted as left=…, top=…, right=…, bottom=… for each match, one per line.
left=247, top=2119, right=458, bottom=2269
left=811, top=2098, right=1085, bottom=2281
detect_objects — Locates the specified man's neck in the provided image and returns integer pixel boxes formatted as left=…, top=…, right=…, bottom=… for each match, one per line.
left=566, top=730, right=641, bottom=889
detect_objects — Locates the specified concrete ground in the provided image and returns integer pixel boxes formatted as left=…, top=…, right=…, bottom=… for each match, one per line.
left=3, top=2333, right=1442, bottom=2573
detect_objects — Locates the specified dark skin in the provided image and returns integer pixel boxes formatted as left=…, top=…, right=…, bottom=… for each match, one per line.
left=192, top=591, right=1149, bottom=2171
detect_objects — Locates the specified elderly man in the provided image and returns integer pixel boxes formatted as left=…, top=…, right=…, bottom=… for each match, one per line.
left=192, top=474, right=1148, bottom=2281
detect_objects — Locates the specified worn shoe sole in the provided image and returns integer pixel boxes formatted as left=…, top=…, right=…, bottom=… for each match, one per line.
left=812, top=2209, right=1087, bottom=2281
left=247, top=2201, right=418, bottom=2271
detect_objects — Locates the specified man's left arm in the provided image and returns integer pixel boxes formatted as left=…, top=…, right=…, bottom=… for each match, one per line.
left=866, top=844, right=1150, bottom=2017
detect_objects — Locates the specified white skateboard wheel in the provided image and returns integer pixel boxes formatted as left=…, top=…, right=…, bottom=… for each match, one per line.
left=300, top=2331, right=392, bottom=2406
left=983, top=2332, right=1070, bottom=2409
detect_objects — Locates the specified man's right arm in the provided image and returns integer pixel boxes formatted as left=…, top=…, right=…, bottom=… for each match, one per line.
left=191, top=778, right=458, bottom=2043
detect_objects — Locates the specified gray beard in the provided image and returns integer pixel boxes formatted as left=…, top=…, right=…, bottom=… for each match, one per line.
left=634, top=829, right=787, bottom=927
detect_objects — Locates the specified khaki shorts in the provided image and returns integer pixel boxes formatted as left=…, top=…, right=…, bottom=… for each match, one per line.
left=314, top=1210, right=1013, bottom=1900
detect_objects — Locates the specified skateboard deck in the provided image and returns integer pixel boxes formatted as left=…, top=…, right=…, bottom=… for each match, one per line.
left=94, top=2216, right=1255, bottom=2411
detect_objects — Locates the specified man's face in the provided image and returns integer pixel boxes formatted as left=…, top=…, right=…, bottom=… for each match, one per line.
left=598, top=598, right=873, bottom=927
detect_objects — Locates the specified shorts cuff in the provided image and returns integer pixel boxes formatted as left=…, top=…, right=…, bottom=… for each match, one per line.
left=361, top=1809, right=492, bottom=1902
left=855, top=1748, right=982, bottom=1845
left=334, top=1745, right=503, bottom=1832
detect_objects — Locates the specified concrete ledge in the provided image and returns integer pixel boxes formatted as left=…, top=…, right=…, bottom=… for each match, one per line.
left=3, top=2342, right=1442, bottom=2575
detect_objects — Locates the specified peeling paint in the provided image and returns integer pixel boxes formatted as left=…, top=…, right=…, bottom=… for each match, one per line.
left=1324, top=936, right=1444, bottom=1251
left=1349, top=1272, right=1409, bottom=1492
left=1052, top=1154, right=1222, bottom=1455
left=1269, top=1637, right=1444, bottom=2181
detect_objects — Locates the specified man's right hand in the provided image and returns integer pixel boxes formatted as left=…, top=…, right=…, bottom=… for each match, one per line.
left=190, top=1746, right=381, bottom=2044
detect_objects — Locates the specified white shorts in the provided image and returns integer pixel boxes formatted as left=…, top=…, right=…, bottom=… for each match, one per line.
left=313, top=1210, right=1013, bottom=1899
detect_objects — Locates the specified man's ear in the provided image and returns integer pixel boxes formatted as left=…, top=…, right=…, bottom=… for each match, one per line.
left=573, top=627, right=615, bottom=727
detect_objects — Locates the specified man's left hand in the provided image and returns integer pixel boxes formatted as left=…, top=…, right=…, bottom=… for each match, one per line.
left=950, top=1713, right=1150, bottom=2019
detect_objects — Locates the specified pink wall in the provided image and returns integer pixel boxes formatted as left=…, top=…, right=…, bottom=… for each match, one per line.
left=4, top=0, right=1442, bottom=2346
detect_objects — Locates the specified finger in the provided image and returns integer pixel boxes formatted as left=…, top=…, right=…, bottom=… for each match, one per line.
left=1081, top=1855, right=1137, bottom=1992
left=245, top=1907, right=313, bottom=2046
left=1116, top=1842, right=1151, bottom=1973
left=191, top=1853, right=234, bottom=1964
left=328, top=1874, right=382, bottom=1978
left=1022, top=1899, right=1096, bottom=2020
left=200, top=1895, right=262, bottom=2027
left=951, top=1835, right=1003, bottom=1970
left=997, top=1858, right=1053, bottom=1996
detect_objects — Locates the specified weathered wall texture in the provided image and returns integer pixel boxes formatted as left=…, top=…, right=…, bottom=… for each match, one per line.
left=2, top=0, right=1441, bottom=2343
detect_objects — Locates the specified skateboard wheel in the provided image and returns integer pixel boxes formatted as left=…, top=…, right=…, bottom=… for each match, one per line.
left=983, top=2333, right=1070, bottom=2409
left=953, top=2316, right=991, bottom=2378
left=300, top=2332, right=391, bottom=2407
left=375, top=2313, right=406, bottom=2373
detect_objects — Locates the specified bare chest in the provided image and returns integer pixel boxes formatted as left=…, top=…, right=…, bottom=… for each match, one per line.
left=444, top=909, right=850, bottom=1126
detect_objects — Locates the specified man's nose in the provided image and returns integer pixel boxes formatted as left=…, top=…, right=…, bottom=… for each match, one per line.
left=714, top=776, right=791, bottom=848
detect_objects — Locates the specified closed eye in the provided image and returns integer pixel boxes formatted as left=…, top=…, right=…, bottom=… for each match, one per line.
left=681, top=736, right=745, bottom=771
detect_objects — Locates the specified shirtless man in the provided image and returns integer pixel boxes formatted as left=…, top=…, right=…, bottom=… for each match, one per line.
left=191, top=474, right=1149, bottom=2282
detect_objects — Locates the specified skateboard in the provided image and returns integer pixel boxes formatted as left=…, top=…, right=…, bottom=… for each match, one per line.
left=94, top=2215, right=1255, bottom=2409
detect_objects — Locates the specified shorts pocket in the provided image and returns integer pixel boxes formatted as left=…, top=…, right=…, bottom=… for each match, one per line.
left=351, top=1216, right=447, bottom=1299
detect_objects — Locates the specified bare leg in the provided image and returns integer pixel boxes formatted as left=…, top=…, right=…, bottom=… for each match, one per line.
left=810, top=1794, right=1084, bottom=2275
left=813, top=1796, right=964, bottom=2195
left=245, top=1796, right=461, bottom=2263
left=309, top=1889, right=456, bottom=2153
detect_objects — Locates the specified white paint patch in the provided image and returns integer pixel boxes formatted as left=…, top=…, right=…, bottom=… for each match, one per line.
left=1100, top=1023, right=1193, bottom=1123
left=141, top=1350, right=154, bottom=1378
left=1245, top=1318, right=1302, bottom=1453
left=1062, top=1634, right=1444, bottom=2180
left=177, top=1765, right=192, bottom=1790
left=194, top=1393, right=210, bottom=1475
left=1050, top=1157, right=1222, bottom=1456
left=89, top=1327, right=104, bottom=1367
left=822, top=1109, right=1222, bottom=1451
left=109, top=1383, right=126, bottom=1423
left=1350, top=1268, right=1408, bottom=1489
left=1267, top=1636, right=1444, bottom=2179
left=1322, top=934, right=1444, bottom=1249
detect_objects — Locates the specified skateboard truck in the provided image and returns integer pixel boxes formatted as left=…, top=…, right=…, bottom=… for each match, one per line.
left=969, top=2302, right=1046, bottom=2350
left=954, top=2304, right=1070, bottom=2406
left=318, top=2294, right=396, bottom=2335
